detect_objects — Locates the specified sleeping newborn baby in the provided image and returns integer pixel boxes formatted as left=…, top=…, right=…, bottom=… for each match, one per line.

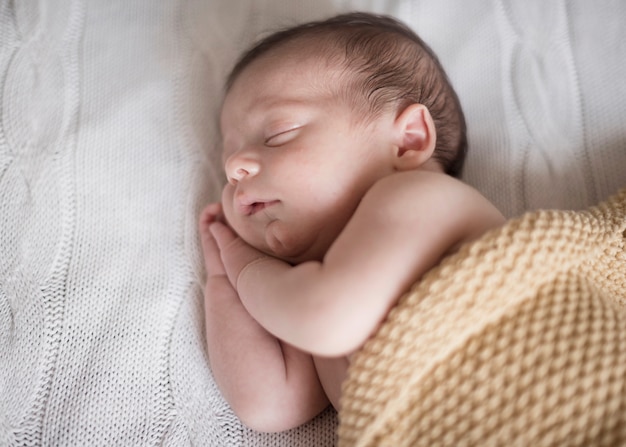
left=199, top=12, right=504, bottom=432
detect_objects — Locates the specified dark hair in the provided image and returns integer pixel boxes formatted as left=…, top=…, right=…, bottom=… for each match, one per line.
left=226, top=12, right=467, bottom=177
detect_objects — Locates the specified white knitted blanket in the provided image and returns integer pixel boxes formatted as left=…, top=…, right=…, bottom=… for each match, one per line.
left=1, top=1, right=625, bottom=446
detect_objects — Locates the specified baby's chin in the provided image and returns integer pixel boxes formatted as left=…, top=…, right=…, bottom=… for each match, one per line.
left=257, top=235, right=313, bottom=265
left=240, top=225, right=322, bottom=265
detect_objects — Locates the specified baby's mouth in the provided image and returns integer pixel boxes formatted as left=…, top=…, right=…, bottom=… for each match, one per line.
left=239, top=199, right=279, bottom=216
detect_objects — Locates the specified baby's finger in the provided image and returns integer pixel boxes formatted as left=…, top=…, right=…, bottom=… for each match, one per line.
left=199, top=213, right=227, bottom=277
left=201, top=233, right=227, bottom=277
left=208, top=221, right=239, bottom=253
left=199, top=202, right=223, bottom=228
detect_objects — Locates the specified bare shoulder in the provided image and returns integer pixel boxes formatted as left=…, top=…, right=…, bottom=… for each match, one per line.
left=361, top=170, right=505, bottom=245
left=314, top=170, right=505, bottom=356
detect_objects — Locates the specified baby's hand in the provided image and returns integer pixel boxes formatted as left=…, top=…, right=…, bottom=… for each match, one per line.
left=208, top=218, right=269, bottom=291
left=199, top=203, right=247, bottom=326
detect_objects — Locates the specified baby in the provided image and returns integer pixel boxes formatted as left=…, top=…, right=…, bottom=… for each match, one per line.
left=199, top=12, right=504, bottom=432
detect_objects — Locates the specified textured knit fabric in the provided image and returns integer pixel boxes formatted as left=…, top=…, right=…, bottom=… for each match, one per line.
left=1, top=0, right=625, bottom=446
left=339, top=189, right=626, bottom=446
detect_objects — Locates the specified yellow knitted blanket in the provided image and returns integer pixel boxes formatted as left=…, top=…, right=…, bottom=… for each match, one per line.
left=338, top=188, right=626, bottom=447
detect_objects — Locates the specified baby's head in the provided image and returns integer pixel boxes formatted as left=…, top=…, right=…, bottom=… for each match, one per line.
left=226, top=12, right=467, bottom=177
left=219, top=13, right=467, bottom=263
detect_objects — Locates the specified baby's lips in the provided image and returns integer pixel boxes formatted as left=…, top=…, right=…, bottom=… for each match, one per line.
left=234, top=192, right=258, bottom=215
left=237, top=198, right=279, bottom=216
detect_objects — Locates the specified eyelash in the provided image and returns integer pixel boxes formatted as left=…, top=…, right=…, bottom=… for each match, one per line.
left=264, top=127, right=300, bottom=147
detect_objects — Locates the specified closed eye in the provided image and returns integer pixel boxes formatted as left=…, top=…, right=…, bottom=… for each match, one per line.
left=264, top=126, right=301, bottom=147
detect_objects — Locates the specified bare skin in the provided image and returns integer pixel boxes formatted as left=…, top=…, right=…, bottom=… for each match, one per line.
left=199, top=44, right=505, bottom=432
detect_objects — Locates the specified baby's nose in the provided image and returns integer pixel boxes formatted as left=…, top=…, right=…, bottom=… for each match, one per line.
left=225, top=153, right=260, bottom=184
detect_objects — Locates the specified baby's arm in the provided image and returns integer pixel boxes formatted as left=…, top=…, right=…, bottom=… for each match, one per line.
left=211, top=171, right=505, bottom=358
left=199, top=205, right=329, bottom=432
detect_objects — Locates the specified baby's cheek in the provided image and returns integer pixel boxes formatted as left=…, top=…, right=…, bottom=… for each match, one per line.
left=220, top=188, right=236, bottom=223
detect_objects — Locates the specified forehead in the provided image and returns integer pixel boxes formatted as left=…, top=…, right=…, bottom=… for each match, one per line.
left=221, top=45, right=344, bottom=122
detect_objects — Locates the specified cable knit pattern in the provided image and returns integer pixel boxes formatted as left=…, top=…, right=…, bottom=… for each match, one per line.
left=1, top=1, right=83, bottom=445
left=339, top=189, right=626, bottom=446
left=1, top=0, right=625, bottom=446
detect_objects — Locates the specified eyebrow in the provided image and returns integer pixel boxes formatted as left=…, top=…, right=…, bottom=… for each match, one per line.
left=250, top=96, right=313, bottom=114
left=222, top=96, right=313, bottom=134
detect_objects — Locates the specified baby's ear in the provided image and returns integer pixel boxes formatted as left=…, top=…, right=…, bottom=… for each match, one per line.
left=392, top=103, right=436, bottom=171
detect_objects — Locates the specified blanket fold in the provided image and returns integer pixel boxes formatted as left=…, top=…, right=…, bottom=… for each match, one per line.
left=339, top=189, right=626, bottom=447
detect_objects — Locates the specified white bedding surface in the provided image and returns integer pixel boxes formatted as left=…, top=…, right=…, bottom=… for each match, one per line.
left=1, top=0, right=624, bottom=445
